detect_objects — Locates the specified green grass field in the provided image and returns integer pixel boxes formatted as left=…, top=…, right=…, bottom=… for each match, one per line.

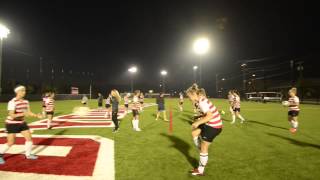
left=1, top=99, right=320, bottom=180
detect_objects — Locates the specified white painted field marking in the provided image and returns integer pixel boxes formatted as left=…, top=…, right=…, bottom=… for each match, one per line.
left=6, top=145, right=72, bottom=157
left=0, top=134, right=115, bottom=180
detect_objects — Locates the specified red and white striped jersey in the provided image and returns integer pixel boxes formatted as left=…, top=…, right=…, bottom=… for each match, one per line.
left=228, top=94, right=234, bottom=103
left=124, top=96, right=129, bottom=105
left=132, top=96, right=141, bottom=110
left=45, top=97, right=55, bottom=112
left=199, top=97, right=222, bottom=129
left=288, top=96, right=300, bottom=111
left=6, top=98, right=29, bottom=124
left=42, top=96, right=48, bottom=107
left=233, top=95, right=241, bottom=108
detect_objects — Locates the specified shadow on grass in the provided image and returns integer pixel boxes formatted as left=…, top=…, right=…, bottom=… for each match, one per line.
left=160, top=133, right=197, bottom=167
left=267, top=133, right=320, bottom=150
left=247, top=120, right=288, bottom=130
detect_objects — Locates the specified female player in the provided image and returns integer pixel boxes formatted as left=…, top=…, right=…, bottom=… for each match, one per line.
left=104, top=94, right=112, bottom=118
left=179, top=92, right=184, bottom=111
left=231, top=90, right=245, bottom=124
left=97, top=93, right=104, bottom=110
left=156, top=92, right=168, bottom=121
left=139, top=92, right=144, bottom=111
left=124, top=93, right=130, bottom=112
left=285, top=87, right=300, bottom=133
left=44, top=91, right=55, bottom=129
left=186, top=84, right=222, bottom=176
left=0, top=85, right=43, bottom=164
left=227, top=90, right=235, bottom=116
left=131, top=90, right=142, bottom=131
left=110, top=89, right=121, bottom=132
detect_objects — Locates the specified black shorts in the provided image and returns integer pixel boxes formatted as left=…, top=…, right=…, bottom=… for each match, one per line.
left=233, top=108, right=240, bottom=112
left=98, top=102, right=103, bottom=107
left=288, top=111, right=299, bottom=117
left=132, top=109, right=139, bottom=116
left=6, top=122, right=30, bottom=134
left=158, top=104, right=165, bottom=111
left=46, top=111, right=54, bottom=115
left=105, top=104, right=111, bottom=108
left=140, top=102, right=144, bottom=105
left=199, top=124, right=222, bottom=143
left=125, top=104, right=129, bottom=108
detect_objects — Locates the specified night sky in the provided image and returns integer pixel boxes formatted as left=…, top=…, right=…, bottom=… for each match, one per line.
left=0, top=1, right=318, bottom=94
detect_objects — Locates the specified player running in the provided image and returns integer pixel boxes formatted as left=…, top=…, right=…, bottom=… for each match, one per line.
left=179, top=92, right=184, bottom=111
left=231, top=90, right=245, bottom=124
left=186, top=84, right=222, bottom=176
left=44, top=91, right=55, bottom=129
left=228, top=90, right=235, bottom=116
left=131, top=90, right=142, bottom=131
left=110, top=89, right=121, bottom=133
left=0, top=85, right=43, bottom=165
left=156, top=92, right=168, bottom=121
left=284, top=87, right=300, bottom=133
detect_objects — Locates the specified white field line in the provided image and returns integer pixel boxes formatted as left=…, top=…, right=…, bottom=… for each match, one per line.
left=0, top=134, right=115, bottom=180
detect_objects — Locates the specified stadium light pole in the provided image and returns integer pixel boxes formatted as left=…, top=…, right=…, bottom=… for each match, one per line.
left=0, top=23, right=10, bottom=95
left=128, top=66, right=137, bottom=92
left=193, top=37, right=210, bottom=86
left=160, top=70, right=167, bottom=92
left=193, top=65, right=198, bottom=83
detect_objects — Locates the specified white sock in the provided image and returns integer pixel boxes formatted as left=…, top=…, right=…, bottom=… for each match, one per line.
left=198, top=153, right=208, bottom=173
left=132, top=120, right=136, bottom=129
left=292, top=121, right=298, bottom=128
left=193, top=137, right=200, bottom=147
left=25, top=141, right=33, bottom=157
left=135, top=120, right=140, bottom=129
left=238, top=115, right=245, bottom=121
left=232, top=115, right=236, bottom=123
left=0, top=144, right=10, bottom=154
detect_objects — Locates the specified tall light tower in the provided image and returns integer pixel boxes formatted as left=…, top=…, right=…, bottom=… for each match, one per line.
left=0, top=23, right=10, bottom=95
left=128, top=66, right=137, bottom=92
left=193, top=37, right=210, bottom=86
left=193, top=65, right=198, bottom=83
left=160, top=70, right=167, bottom=92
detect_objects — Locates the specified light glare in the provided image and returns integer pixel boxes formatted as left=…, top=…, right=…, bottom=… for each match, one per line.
left=0, top=24, right=10, bottom=39
left=193, top=37, right=210, bottom=55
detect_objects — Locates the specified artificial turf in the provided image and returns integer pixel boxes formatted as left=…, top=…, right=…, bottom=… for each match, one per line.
left=0, top=98, right=319, bottom=180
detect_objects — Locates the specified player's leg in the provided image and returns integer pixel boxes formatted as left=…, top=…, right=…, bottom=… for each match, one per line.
left=0, top=133, right=16, bottom=164
left=231, top=108, right=236, bottom=124
left=47, top=113, right=53, bottom=129
left=191, top=141, right=210, bottom=176
left=156, top=111, right=160, bottom=121
left=236, top=110, right=245, bottom=123
left=112, top=110, right=119, bottom=132
left=134, top=114, right=141, bottom=131
left=20, top=129, right=38, bottom=159
left=163, top=110, right=168, bottom=121
left=192, top=128, right=201, bottom=149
